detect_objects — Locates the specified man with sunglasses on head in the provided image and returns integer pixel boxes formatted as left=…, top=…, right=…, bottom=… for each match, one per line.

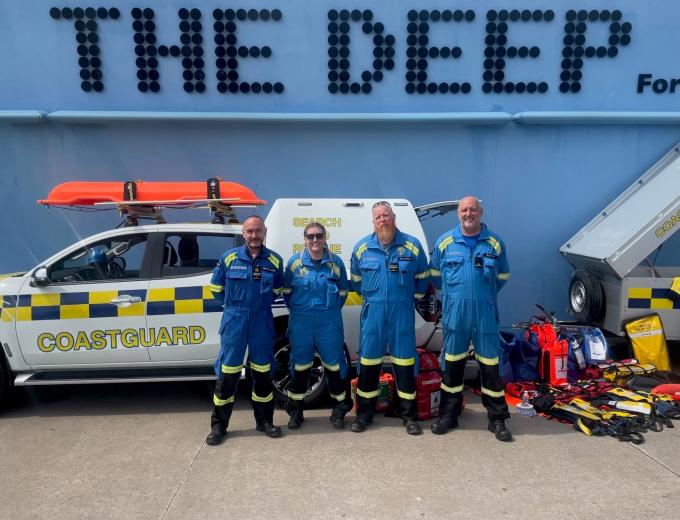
left=281, top=222, right=354, bottom=429
left=349, top=201, right=431, bottom=435
left=429, top=196, right=512, bottom=441
left=205, top=215, right=284, bottom=446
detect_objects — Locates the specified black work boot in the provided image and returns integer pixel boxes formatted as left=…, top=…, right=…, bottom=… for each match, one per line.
left=488, top=419, right=513, bottom=442
left=256, top=422, right=283, bottom=438
left=286, top=400, right=305, bottom=429
left=350, top=416, right=372, bottom=433
left=205, top=424, right=227, bottom=446
left=404, top=419, right=423, bottom=435
left=430, top=415, right=459, bottom=435
left=329, top=400, right=354, bottom=429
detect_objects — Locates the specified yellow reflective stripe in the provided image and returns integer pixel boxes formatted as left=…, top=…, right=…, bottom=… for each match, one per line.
left=330, top=263, right=341, bottom=277
left=330, top=392, right=347, bottom=402
left=497, top=273, right=510, bottom=281
left=290, top=258, right=302, bottom=272
left=356, top=243, right=368, bottom=259
left=252, top=392, right=274, bottom=403
left=576, top=418, right=593, bottom=436
left=397, top=389, right=416, bottom=400
left=250, top=362, right=271, bottom=373
left=351, top=273, right=362, bottom=282
left=221, top=364, right=243, bottom=374
left=404, top=241, right=420, bottom=257
left=225, top=252, right=238, bottom=267
left=430, top=268, right=441, bottom=277
left=272, top=287, right=282, bottom=295
left=441, top=382, right=464, bottom=394
left=322, top=361, right=340, bottom=371
left=209, top=283, right=224, bottom=292
left=360, top=356, right=383, bottom=366
left=438, top=236, right=453, bottom=252
left=475, top=353, right=499, bottom=366
left=487, top=236, right=502, bottom=255
left=357, top=388, right=379, bottom=399
left=213, top=394, right=235, bottom=406
left=445, top=352, right=468, bottom=362
left=391, top=356, right=415, bottom=366
left=294, top=361, right=314, bottom=371
left=480, top=386, right=505, bottom=398
left=415, top=270, right=430, bottom=279
left=287, top=390, right=306, bottom=401
left=268, top=255, right=280, bottom=269
left=414, top=292, right=425, bottom=299
left=281, top=288, right=292, bottom=294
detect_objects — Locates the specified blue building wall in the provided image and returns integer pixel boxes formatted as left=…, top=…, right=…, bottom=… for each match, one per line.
left=2, top=1, right=680, bottom=327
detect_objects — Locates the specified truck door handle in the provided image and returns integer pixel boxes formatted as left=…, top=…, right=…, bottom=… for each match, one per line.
left=110, top=295, right=142, bottom=307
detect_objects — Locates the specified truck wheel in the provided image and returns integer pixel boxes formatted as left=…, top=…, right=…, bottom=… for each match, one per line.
left=568, top=270, right=605, bottom=323
left=272, top=338, right=327, bottom=408
left=0, top=352, right=11, bottom=409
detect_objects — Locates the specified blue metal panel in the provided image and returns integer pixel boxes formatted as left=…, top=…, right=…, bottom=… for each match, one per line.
left=3, top=1, right=680, bottom=327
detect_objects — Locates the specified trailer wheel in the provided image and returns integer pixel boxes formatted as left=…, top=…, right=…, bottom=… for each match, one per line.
left=568, top=270, right=605, bottom=323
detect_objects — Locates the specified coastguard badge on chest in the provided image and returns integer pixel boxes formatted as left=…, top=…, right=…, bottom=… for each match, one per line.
left=398, top=246, right=405, bottom=255
left=252, top=266, right=262, bottom=280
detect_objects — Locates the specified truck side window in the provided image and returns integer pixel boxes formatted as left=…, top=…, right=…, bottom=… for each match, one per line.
left=49, top=234, right=148, bottom=284
left=161, top=233, right=244, bottom=277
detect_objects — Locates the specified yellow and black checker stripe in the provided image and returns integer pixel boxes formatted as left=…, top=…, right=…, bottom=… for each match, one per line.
left=627, top=287, right=680, bottom=310
left=147, top=286, right=222, bottom=316
left=1, top=286, right=222, bottom=322
left=0, top=290, right=147, bottom=322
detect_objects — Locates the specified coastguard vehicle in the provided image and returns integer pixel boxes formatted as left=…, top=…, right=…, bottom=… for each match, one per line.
left=2, top=0, right=680, bottom=391
left=0, top=180, right=451, bottom=408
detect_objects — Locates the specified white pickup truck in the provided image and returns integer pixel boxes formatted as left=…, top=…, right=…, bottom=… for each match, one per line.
left=0, top=197, right=454, bottom=408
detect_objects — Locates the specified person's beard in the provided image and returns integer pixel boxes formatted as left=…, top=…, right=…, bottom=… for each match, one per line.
left=375, top=225, right=396, bottom=245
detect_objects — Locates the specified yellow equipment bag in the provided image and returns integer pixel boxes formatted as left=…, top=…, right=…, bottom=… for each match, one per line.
left=624, top=314, right=671, bottom=371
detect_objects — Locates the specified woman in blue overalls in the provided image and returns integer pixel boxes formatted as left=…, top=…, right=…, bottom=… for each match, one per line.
left=282, top=222, right=353, bottom=429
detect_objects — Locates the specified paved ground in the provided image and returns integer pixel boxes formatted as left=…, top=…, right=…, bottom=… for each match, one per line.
left=1, top=382, right=679, bottom=520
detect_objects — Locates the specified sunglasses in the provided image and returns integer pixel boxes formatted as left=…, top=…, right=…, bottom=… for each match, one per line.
left=372, top=200, right=392, bottom=209
left=305, top=232, right=325, bottom=241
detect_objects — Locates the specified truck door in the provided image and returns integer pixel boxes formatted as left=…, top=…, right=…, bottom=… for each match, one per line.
left=146, top=231, right=243, bottom=363
left=16, top=233, right=151, bottom=367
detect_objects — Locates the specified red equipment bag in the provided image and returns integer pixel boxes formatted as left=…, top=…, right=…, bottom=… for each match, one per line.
left=415, top=349, right=442, bottom=420
left=525, top=321, right=558, bottom=349
left=538, top=338, right=569, bottom=386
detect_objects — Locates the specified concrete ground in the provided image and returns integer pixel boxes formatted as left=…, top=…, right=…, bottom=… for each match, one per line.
left=1, top=382, right=679, bottom=520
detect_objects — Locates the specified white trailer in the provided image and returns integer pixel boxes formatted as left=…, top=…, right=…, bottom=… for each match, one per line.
left=560, top=142, right=680, bottom=339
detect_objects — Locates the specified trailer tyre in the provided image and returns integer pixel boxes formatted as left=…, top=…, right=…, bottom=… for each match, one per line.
left=568, top=270, right=605, bottom=323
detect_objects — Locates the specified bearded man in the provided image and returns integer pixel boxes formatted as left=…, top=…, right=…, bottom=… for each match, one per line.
left=349, top=201, right=431, bottom=435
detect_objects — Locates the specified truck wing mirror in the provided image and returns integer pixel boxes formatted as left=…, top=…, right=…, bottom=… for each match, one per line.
left=31, top=267, right=49, bottom=287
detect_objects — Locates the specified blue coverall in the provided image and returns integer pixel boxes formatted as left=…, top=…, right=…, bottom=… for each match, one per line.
left=350, top=229, right=430, bottom=421
left=430, top=223, right=511, bottom=420
left=282, top=248, right=350, bottom=405
left=208, top=244, right=284, bottom=430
